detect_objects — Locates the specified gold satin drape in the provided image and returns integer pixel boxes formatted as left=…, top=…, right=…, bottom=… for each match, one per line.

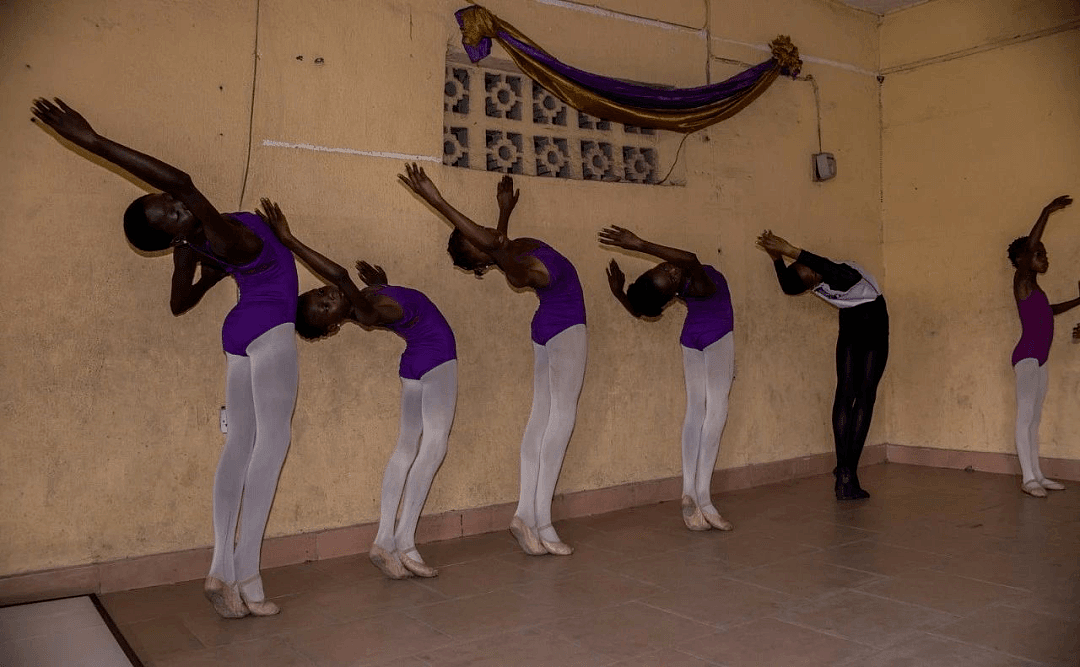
left=457, top=5, right=802, bottom=133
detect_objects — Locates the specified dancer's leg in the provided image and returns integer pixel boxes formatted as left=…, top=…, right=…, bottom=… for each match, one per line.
left=396, top=360, right=458, bottom=560
left=680, top=346, right=707, bottom=500
left=209, top=352, right=255, bottom=585
left=515, top=343, right=551, bottom=530
left=233, top=324, right=298, bottom=602
left=694, top=333, right=734, bottom=518
left=534, top=324, right=587, bottom=545
left=1014, top=358, right=1042, bottom=489
left=843, top=343, right=888, bottom=477
left=374, top=378, right=424, bottom=553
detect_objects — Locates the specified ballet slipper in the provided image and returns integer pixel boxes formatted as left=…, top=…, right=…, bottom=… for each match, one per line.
left=237, top=576, right=279, bottom=617
left=369, top=544, right=414, bottom=579
left=1038, top=478, right=1065, bottom=491
left=203, top=576, right=248, bottom=619
left=681, top=495, right=710, bottom=531
left=1022, top=480, right=1048, bottom=498
left=701, top=508, right=734, bottom=531
left=509, top=516, right=546, bottom=556
left=400, top=551, right=439, bottom=578
left=834, top=469, right=870, bottom=501
left=537, top=525, right=573, bottom=556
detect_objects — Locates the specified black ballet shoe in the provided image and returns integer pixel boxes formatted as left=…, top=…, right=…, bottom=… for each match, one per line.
left=834, top=468, right=870, bottom=501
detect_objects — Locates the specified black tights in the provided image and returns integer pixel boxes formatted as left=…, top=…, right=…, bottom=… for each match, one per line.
left=833, top=297, right=889, bottom=474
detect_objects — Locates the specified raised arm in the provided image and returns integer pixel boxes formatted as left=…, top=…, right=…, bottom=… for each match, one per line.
left=605, top=259, right=638, bottom=317
left=398, top=163, right=505, bottom=252
left=1051, top=280, right=1080, bottom=316
left=1025, top=195, right=1072, bottom=248
left=257, top=199, right=397, bottom=327
left=31, top=98, right=261, bottom=264
left=756, top=230, right=860, bottom=291
left=169, top=245, right=227, bottom=315
left=496, top=175, right=519, bottom=235
left=599, top=226, right=714, bottom=297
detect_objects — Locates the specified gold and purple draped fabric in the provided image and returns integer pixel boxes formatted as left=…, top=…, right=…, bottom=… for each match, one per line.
left=455, top=5, right=802, bottom=134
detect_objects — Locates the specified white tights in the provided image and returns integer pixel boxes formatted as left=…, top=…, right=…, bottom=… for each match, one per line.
left=681, top=333, right=734, bottom=514
left=515, top=324, right=587, bottom=543
left=373, top=360, right=457, bottom=561
left=1014, top=358, right=1049, bottom=484
left=209, top=323, right=298, bottom=602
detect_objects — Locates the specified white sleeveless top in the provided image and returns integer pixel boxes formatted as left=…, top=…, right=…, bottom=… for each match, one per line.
left=810, top=262, right=881, bottom=309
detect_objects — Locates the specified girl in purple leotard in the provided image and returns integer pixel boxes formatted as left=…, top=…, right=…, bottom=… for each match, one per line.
left=1007, top=195, right=1078, bottom=497
left=32, top=99, right=298, bottom=619
left=399, top=164, right=585, bottom=557
left=600, top=226, right=735, bottom=532
left=258, top=201, right=457, bottom=578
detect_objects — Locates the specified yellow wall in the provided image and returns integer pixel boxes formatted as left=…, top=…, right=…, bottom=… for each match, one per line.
left=880, top=1, right=1080, bottom=456
left=1, top=0, right=881, bottom=575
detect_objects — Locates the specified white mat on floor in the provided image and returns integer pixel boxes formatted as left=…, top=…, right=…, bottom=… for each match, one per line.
left=0, top=596, right=135, bottom=667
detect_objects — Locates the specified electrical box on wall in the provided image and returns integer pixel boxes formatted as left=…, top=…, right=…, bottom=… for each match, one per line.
left=812, top=152, right=836, bottom=182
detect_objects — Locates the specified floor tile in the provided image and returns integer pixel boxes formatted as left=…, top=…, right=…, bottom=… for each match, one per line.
left=778, top=589, right=957, bottom=647
left=935, top=604, right=1080, bottom=665
left=285, top=611, right=453, bottom=666
left=683, top=617, right=871, bottom=667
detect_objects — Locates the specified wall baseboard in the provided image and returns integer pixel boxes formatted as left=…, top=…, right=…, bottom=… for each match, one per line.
left=7, top=442, right=1074, bottom=605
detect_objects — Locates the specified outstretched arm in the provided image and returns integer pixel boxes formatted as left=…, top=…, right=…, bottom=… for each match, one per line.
left=398, top=162, right=506, bottom=252
left=169, top=245, right=227, bottom=315
left=598, top=226, right=714, bottom=297
left=1026, top=195, right=1072, bottom=248
left=606, top=259, right=638, bottom=317
left=1051, top=280, right=1080, bottom=315
left=496, top=175, right=519, bottom=235
left=31, top=98, right=261, bottom=265
left=756, top=230, right=860, bottom=291
left=257, top=199, right=394, bottom=326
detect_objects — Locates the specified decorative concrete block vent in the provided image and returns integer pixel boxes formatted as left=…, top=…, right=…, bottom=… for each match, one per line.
left=444, top=57, right=674, bottom=184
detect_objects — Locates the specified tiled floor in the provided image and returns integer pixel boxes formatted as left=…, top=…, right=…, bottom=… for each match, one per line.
left=100, top=464, right=1080, bottom=666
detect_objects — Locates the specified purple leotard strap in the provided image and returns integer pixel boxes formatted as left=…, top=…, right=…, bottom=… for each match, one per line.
left=524, top=240, right=587, bottom=345
left=191, top=212, right=298, bottom=356
left=678, top=265, right=734, bottom=350
left=375, top=285, right=457, bottom=380
left=1012, top=289, right=1053, bottom=366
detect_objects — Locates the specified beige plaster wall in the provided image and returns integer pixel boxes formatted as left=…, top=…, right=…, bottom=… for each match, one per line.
left=880, top=0, right=1080, bottom=456
left=1, top=0, right=879, bottom=575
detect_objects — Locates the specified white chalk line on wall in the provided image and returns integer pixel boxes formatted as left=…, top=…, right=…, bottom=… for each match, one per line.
left=261, top=140, right=439, bottom=163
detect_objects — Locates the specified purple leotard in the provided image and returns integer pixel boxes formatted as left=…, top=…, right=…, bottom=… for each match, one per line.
left=524, top=240, right=587, bottom=345
left=374, top=285, right=457, bottom=380
left=678, top=265, right=734, bottom=351
left=192, top=212, right=298, bottom=356
left=1012, top=289, right=1053, bottom=366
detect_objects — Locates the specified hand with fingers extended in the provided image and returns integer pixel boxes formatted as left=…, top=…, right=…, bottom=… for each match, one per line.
left=398, top=162, right=443, bottom=203
left=496, top=175, right=520, bottom=213
left=355, top=260, right=388, bottom=286
left=606, top=259, right=626, bottom=295
left=31, top=97, right=99, bottom=147
left=1044, top=195, right=1072, bottom=215
left=257, top=198, right=292, bottom=241
left=755, top=230, right=798, bottom=260
left=598, top=225, right=644, bottom=252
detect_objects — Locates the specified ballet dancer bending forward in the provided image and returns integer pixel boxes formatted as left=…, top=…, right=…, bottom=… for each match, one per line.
left=756, top=230, right=886, bottom=500
left=259, top=200, right=457, bottom=577
left=1007, top=195, right=1079, bottom=497
left=600, top=226, right=735, bottom=532
left=32, top=99, right=297, bottom=618
left=399, top=164, right=586, bottom=556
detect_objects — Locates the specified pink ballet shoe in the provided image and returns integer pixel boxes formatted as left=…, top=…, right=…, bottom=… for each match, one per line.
left=538, top=525, right=573, bottom=556
left=510, top=516, right=546, bottom=555
left=400, top=552, right=439, bottom=578
left=237, top=576, right=280, bottom=616
left=1038, top=478, right=1065, bottom=491
left=702, top=508, right=734, bottom=531
left=681, top=496, right=710, bottom=531
left=1022, top=480, right=1048, bottom=498
left=203, top=576, right=248, bottom=619
left=369, top=544, right=414, bottom=579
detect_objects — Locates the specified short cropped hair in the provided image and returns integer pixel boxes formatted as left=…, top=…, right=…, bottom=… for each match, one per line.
left=1007, top=236, right=1030, bottom=268
left=447, top=229, right=490, bottom=275
left=123, top=194, right=173, bottom=251
left=626, top=273, right=674, bottom=318
left=294, top=291, right=333, bottom=340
